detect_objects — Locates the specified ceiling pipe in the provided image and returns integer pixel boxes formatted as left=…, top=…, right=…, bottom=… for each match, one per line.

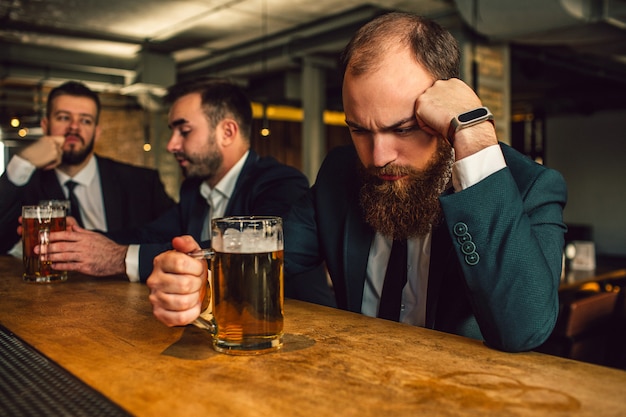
left=454, top=0, right=625, bottom=42
left=178, top=5, right=386, bottom=76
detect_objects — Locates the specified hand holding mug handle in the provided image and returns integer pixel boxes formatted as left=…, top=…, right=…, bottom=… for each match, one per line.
left=187, top=249, right=216, bottom=333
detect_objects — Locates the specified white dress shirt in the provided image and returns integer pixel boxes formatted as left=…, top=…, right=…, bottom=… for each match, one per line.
left=54, top=157, right=107, bottom=232
left=361, top=145, right=507, bottom=326
left=198, top=150, right=248, bottom=241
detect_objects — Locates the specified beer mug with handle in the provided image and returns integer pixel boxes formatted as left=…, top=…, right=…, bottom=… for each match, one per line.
left=189, top=216, right=284, bottom=355
left=22, top=204, right=68, bottom=283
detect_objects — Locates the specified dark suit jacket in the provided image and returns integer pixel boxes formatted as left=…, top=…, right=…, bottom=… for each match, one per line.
left=0, top=155, right=175, bottom=254
left=284, top=143, right=568, bottom=353
left=109, top=150, right=310, bottom=282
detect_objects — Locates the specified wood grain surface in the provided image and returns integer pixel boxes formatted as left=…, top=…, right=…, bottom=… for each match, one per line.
left=1, top=255, right=625, bottom=417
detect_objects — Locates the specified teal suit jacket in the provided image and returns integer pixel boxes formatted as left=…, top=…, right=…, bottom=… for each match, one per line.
left=284, top=143, right=567, bottom=352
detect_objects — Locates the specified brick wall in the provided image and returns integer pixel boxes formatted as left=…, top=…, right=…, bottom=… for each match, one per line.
left=94, top=106, right=181, bottom=201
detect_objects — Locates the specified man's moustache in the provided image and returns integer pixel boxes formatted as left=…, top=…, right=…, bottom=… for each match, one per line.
left=172, top=152, right=189, bottom=162
left=365, top=165, right=412, bottom=178
left=65, top=134, right=84, bottom=143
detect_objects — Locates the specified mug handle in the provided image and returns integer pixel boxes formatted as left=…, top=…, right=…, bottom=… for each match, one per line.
left=187, top=248, right=217, bottom=333
left=187, top=248, right=215, bottom=260
left=38, top=228, right=50, bottom=262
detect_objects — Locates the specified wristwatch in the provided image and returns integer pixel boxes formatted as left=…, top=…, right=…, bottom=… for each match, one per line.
left=446, top=107, right=494, bottom=146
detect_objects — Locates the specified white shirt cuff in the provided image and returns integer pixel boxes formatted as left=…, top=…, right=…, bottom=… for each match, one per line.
left=7, top=155, right=36, bottom=186
left=125, top=244, right=141, bottom=283
left=452, top=144, right=506, bottom=192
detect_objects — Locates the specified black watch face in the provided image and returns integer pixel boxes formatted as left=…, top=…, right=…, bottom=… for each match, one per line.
left=458, top=108, right=488, bottom=123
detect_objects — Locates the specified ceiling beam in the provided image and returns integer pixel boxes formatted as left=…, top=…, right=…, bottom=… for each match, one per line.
left=179, top=5, right=388, bottom=77
left=0, top=43, right=136, bottom=88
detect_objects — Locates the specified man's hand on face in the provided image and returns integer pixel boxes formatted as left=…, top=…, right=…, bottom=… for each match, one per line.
left=415, top=78, right=497, bottom=158
left=147, top=235, right=208, bottom=327
left=18, top=136, right=65, bottom=170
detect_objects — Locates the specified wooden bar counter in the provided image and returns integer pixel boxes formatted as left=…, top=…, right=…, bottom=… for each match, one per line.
left=1, top=255, right=625, bottom=417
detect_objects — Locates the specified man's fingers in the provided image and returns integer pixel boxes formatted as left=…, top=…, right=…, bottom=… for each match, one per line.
left=65, top=217, right=81, bottom=228
left=149, top=289, right=202, bottom=311
left=45, top=230, right=81, bottom=244
left=147, top=236, right=207, bottom=328
left=50, top=135, right=65, bottom=147
left=152, top=306, right=200, bottom=327
left=171, top=235, right=201, bottom=253
left=153, top=249, right=205, bottom=277
left=149, top=292, right=202, bottom=327
left=20, top=136, right=65, bottom=169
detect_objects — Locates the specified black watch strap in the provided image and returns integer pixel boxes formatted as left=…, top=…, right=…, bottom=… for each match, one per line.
left=446, top=107, right=494, bottom=146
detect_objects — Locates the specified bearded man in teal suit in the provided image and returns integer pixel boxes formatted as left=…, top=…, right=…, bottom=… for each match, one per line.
left=284, top=13, right=567, bottom=353
left=146, top=12, right=566, bottom=354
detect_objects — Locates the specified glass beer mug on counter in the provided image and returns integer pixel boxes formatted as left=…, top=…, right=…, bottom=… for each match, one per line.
left=189, top=216, right=284, bottom=355
left=22, top=204, right=68, bottom=283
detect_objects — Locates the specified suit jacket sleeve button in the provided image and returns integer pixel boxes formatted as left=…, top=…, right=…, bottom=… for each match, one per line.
left=465, top=252, right=480, bottom=265
left=453, top=222, right=468, bottom=236
left=461, top=241, right=476, bottom=255
left=457, top=232, right=472, bottom=244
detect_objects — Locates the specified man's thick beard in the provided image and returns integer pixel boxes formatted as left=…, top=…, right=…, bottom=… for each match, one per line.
left=359, top=141, right=454, bottom=240
left=171, top=129, right=224, bottom=181
left=177, top=147, right=223, bottom=181
left=62, top=136, right=94, bottom=165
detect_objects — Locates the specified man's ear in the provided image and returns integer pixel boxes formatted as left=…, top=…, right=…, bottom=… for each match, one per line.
left=40, top=117, right=49, bottom=134
left=218, top=119, right=239, bottom=146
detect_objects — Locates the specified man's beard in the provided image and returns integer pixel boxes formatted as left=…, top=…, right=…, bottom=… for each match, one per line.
left=61, top=134, right=94, bottom=165
left=174, top=136, right=223, bottom=181
left=358, top=140, right=454, bottom=240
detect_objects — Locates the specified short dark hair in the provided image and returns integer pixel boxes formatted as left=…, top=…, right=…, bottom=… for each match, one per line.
left=46, top=81, right=101, bottom=123
left=165, top=77, right=253, bottom=142
left=340, top=12, right=460, bottom=81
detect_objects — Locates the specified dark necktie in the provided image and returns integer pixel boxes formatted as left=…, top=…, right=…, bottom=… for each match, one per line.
left=377, top=239, right=408, bottom=321
left=65, top=180, right=84, bottom=227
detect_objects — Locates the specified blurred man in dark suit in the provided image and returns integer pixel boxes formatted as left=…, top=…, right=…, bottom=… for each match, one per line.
left=0, top=81, right=175, bottom=255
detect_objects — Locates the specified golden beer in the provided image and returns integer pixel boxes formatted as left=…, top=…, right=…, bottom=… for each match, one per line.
left=204, top=216, right=284, bottom=355
left=22, top=205, right=67, bottom=283
left=211, top=250, right=284, bottom=354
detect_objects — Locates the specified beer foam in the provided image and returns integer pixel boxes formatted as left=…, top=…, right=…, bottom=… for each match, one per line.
left=23, top=206, right=65, bottom=221
left=214, top=227, right=282, bottom=253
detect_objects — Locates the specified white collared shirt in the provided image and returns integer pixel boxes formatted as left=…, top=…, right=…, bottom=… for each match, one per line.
left=54, top=156, right=107, bottom=232
left=6, top=154, right=37, bottom=186
left=198, top=150, right=248, bottom=240
left=361, top=145, right=506, bottom=326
